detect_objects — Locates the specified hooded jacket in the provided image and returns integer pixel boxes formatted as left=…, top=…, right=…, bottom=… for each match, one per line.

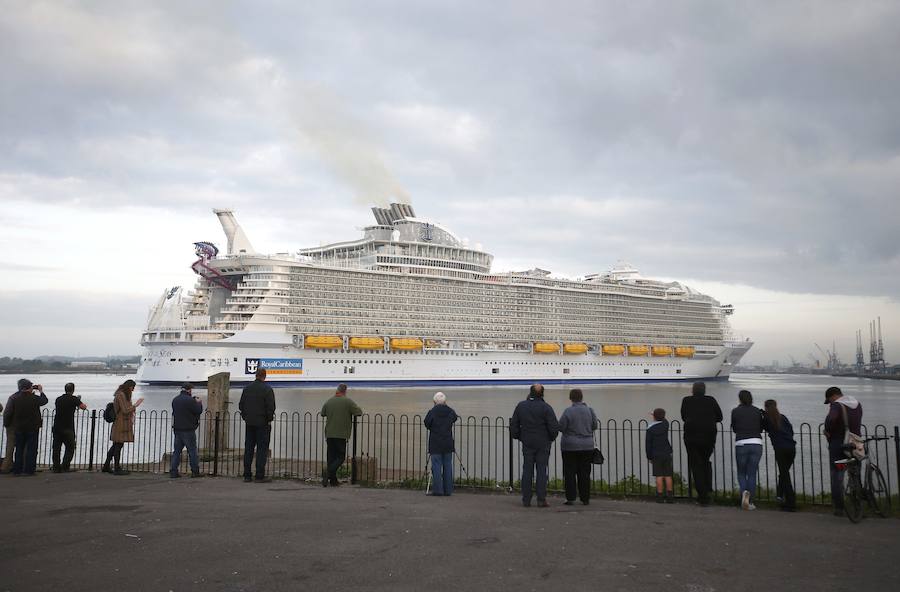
left=645, top=419, right=672, bottom=460
left=824, top=395, right=863, bottom=444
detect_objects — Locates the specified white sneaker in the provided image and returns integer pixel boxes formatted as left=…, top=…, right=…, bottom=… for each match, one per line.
left=748, top=503, right=756, bottom=511
left=741, top=490, right=750, bottom=510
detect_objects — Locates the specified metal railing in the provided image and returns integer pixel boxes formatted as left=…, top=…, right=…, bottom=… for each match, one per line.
left=3, top=409, right=899, bottom=506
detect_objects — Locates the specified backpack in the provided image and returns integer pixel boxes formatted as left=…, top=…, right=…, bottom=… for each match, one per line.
left=103, top=401, right=116, bottom=424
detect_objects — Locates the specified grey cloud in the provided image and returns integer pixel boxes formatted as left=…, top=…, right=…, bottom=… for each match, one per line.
left=1, top=1, right=899, bottom=298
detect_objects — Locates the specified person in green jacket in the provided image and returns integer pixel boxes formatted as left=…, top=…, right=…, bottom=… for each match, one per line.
left=321, top=383, right=362, bottom=486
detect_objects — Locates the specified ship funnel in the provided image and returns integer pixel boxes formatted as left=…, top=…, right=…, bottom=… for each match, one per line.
left=213, top=209, right=255, bottom=255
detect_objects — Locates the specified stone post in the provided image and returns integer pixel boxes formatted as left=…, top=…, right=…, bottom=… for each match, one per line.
left=205, top=371, right=230, bottom=453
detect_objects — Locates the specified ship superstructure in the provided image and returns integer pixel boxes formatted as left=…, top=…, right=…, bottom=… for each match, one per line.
left=137, top=204, right=751, bottom=385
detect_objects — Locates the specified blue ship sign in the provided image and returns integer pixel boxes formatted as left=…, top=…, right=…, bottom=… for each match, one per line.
left=245, top=357, right=303, bottom=375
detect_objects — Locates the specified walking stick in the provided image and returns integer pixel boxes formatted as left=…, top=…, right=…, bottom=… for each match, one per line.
left=423, top=453, right=432, bottom=495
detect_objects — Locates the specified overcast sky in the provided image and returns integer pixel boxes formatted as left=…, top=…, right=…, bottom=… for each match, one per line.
left=1, top=1, right=898, bottom=365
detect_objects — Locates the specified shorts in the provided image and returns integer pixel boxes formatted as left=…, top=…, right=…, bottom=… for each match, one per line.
left=651, top=454, right=673, bottom=477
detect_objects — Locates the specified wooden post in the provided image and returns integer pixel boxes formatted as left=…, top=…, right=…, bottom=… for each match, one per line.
left=205, top=372, right=230, bottom=453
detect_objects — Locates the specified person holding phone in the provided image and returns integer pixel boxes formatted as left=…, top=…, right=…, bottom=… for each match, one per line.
left=103, top=379, right=144, bottom=475
left=3, top=378, right=48, bottom=476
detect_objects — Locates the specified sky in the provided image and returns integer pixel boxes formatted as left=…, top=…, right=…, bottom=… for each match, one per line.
left=1, top=0, right=898, bottom=366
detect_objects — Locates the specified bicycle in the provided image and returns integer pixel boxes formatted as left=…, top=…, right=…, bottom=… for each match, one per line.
left=833, top=436, right=892, bottom=523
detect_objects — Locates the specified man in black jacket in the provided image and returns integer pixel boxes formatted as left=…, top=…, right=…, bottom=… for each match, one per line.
left=52, top=383, right=87, bottom=472
left=680, top=382, right=722, bottom=506
left=3, top=378, right=49, bottom=476
left=510, top=384, right=559, bottom=507
left=239, top=368, right=276, bottom=483
left=170, top=383, right=204, bottom=478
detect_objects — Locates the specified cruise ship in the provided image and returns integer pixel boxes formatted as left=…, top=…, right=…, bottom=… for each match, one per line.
left=137, top=204, right=752, bottom=386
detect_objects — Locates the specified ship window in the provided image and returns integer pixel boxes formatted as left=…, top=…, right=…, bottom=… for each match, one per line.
left=643, top=369, right=650, bottom=374
left=170, top=358, right=176, bottom=362
left=563, top=368, right=570, bottom=374
left=178, top=358, right=183, bottom=362
left=492, top=368, right=499, bottom=374
left=234, top=358, right=238, bottom=362
left=676, top=369, right=682, bottom=374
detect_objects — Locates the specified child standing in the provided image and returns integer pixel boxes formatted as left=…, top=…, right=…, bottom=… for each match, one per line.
left=646, top=408, right=674, bottom=503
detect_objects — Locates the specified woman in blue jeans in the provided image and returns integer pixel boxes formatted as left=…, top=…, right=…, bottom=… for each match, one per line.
left=424, top=392, right=459, bottom=496
left=731, top=390, right=764, bottom=510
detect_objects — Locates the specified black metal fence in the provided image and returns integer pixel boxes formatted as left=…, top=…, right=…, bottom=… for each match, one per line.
left=3, top=409, right=899, bottom=506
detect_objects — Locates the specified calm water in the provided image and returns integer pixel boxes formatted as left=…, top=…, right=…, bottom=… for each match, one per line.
left=4, top=373, right=900, bottom=429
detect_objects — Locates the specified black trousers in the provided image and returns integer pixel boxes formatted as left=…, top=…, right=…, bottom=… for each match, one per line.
left=775, top=447, right=796, bottom=509
left=685, top=439, right=715, bottom=502
left=104, top=442, right=124, bottom=470
left=52, top=428, right=77, bottom=470
left=326, top=438, right=348, bottom=483
left=562, top=450, right=593, bottom=502
left=243, top=424, right=271, bottom=479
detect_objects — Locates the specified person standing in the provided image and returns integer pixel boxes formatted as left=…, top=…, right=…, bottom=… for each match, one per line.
left=424, top=392, right=459, bottom=496
left=103, top=379, right=144, bottom=475
left=3, top=379, right=49, bottom=476
left=646, top=408, right=674, bottom=503
left=170, top=383, right=204, bottom=478
left=510, top=384, right=559, bottom=507
left=763, top=399, right=796, bottom=511
left=558, top=388, right=597, bottom=506
left=823, top=386, right=863, bottom=516
left=731, top=390, right=764, bottom=510
left=680, top=382, right=722, bottom=506
left=51, top=382, right=87, bottom=472
left=321, top=383, right=362, bottom=487
left=239, top=368, right=276, bottom=483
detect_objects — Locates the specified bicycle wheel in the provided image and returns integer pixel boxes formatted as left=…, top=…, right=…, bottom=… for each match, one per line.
left=844, top=474, right=864, bottom=523
left=867, top=464, right=891, bottom=518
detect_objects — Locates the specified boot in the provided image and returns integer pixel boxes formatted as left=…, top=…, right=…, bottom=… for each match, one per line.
left=665, top=490, right=675, bottom=503
left=655, top=492, right=665, bottom=503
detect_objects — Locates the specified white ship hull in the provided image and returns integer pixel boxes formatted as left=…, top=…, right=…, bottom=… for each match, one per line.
left=138, top=334, right=752, bottom=386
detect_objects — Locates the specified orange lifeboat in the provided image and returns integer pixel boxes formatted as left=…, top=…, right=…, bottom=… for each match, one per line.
left=391, top=338, right=423, bottom=351
left=651, top=346, right=674, bottom=356
left=627, top=345, right=649, bottom=356
left=534, top=342, right=561, bottom=354
left=563, top=343, right=588, bottom=354
left=349, top=337, right=385, bottom=350
left=305, top=335, right=343, bottom=349
left=601, top=345, right=625, bottom=356
left=675, top=346, right=695, bottom=358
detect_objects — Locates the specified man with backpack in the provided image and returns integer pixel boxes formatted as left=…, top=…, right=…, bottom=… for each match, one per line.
left=823, top=386, right=863, bottom=516
left=170, top=383, right=204, bottom=478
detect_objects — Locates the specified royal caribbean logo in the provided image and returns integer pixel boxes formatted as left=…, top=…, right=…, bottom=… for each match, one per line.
left=245, top=358, right=303, bottom=375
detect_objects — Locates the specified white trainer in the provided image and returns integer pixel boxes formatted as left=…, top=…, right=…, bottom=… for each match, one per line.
left=741, top=490, right=750, bottom=510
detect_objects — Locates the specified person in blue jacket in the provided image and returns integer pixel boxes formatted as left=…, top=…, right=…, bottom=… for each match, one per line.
left=170, top=382, right=204, bottom=478
left=424, top=392, right=459, bottom=496
left=763, top=399, right=796, bottom=511
left=510, top=384, right=560, bottom=507
left=646, top=408, right=674, bottom=503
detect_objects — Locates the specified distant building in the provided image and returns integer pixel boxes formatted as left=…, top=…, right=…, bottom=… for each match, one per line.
left=69, top=361, right=108, bottom=370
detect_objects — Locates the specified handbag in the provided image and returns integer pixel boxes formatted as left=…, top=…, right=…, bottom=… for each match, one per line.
left=840, top=405, right=865, bottom=460
left=590, top=406, right=604, bottom=464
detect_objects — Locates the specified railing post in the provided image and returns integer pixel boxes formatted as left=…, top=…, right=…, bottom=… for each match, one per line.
left=894, top=425, right=900, bottom=497
left=87, top=410, right=97, bottom=471
left=508, top=419, right=514, bottom=492
left=213, top=413, right=220, bottom=477
left=351, top=415, right=358, bottom=485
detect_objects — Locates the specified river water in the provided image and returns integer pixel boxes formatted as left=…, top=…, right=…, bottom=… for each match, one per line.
left=3, top=373, right=899, bottom=429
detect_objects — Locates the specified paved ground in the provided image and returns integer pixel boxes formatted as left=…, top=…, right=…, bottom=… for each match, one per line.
left=1, top=473, right=898, bottom=592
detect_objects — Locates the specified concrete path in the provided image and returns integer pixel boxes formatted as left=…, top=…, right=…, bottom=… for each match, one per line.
left=1, top=473, right=898, bottom=591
